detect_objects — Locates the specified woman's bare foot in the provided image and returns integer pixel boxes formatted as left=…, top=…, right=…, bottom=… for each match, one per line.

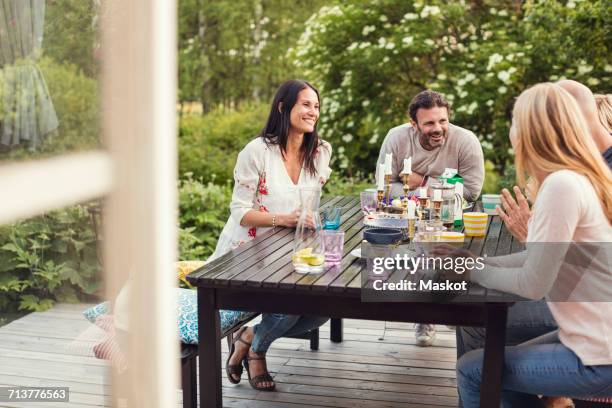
left=246, top=349, right=275, bottom=390
left=227, top=327, right=253, bottom=382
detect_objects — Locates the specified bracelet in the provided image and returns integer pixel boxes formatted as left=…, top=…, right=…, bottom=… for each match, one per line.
left=272, top=214, right=277, bottom=228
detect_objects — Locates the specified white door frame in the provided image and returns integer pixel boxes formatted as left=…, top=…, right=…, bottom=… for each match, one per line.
left=0, top=0, right=179, bottom=406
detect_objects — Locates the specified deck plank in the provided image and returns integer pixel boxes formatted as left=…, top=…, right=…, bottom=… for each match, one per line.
left=0, top=303, right=458, bottom=407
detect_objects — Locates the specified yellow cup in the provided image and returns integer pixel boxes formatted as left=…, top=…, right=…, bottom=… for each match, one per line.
left=463, top=212, right=488, bottom=237
left=440, top=231, right=465, bottom=242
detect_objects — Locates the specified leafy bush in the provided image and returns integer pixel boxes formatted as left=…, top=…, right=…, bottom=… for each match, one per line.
left=44, top=0, right=100, bottom=78
left=292, top=0, right=611, bottom=179
left=0, top=205, right=101, bottom=312
left=0, top=57, right=99, bottom=160
left=178, top=175, right=232, bottom=260
left=482, top=161, right=502, bottom=195
left=179, top=104, right=268, bottom=183
left=323, top=174, right=372, bottom=197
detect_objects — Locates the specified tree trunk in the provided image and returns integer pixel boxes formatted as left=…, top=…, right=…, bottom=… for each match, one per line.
left=198, top=0, right=211, bottom=114
left=251, top=0, right=263, bottom=102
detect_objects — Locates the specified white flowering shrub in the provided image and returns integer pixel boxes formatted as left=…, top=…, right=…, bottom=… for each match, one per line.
left=292, top=0, right=611, bottom=177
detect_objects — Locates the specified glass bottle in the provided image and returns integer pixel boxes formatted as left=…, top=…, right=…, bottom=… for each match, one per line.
left=292, top=186, right=324, bottom=274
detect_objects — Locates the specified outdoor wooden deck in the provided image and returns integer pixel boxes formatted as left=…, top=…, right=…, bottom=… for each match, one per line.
left=0, top=303, right=459, bottom=407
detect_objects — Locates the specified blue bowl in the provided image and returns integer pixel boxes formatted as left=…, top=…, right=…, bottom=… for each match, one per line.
left=363, top=228, right=403, bottom=245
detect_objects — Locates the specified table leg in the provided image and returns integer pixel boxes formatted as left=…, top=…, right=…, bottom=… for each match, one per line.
left=330, top=318, right=343, bottom=343
left=480, top=303, right=508, bottom=407
left=198, top=288, right=222, bottom=408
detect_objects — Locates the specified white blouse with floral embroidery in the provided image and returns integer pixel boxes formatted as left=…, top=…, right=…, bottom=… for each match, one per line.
left=209, top=137, right=332, bottom=261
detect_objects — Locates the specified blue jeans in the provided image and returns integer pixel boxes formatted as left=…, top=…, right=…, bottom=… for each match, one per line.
left=457, top=331, right=612, bottom=407
left=456, top=300, right=557, bottom=359
left=251, top=314, right=328, bottom=353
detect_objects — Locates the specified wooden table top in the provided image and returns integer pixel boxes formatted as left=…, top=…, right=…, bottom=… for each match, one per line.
left=187, top=195, right=523, bottom=302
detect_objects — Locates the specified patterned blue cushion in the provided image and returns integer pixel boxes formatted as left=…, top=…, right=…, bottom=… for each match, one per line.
left=82, top=288, right=255, bottom=345
left=83, top=301, right=109, bottom=322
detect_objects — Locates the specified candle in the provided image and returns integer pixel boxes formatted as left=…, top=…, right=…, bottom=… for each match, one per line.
left=377, top=164, right=386, bottom=190
left=433, top=189, right=442, bottom=201
left=385, top=153, right=393, bottom=175
left=419, top=187, right=428, bottom=198
left=402, top=157, right=412, bottom=175
left=407, top=200, right=416, bottom=218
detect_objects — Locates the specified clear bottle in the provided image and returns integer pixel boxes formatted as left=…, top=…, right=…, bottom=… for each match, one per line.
left=292, top=186, right=324, bottom=274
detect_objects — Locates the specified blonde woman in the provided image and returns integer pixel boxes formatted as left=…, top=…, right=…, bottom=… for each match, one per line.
left=595, top=93, right=612, bottom=132
left=442, top=83, right=612, bottom=407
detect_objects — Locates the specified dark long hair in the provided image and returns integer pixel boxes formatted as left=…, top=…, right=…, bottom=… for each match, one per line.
left=259, top=79, right=324, bottom=176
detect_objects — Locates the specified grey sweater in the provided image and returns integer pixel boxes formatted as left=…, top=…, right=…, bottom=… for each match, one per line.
left=375, top=123, right=485, bottom=201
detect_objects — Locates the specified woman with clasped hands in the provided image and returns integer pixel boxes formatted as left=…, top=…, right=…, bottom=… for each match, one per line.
left=435, top=83, right=612, bottom=407
left=210, top=80, right=332, bottom=391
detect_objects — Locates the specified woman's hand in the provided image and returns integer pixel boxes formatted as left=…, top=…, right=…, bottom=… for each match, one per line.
left=429, top=244, right=477, bottom=281
left=429, top=244, right=476, bottom=260
left=277, top=210, right=300, bottom=228
left=497, top=186, right=531, bottom=243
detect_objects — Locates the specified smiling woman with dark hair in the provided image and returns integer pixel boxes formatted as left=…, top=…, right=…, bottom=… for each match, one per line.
left=209, top=79, right=332, bottom=392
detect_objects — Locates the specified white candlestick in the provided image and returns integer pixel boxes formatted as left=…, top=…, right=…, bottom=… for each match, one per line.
left=377, top=164, right=385, bottom=190
left=433, top=189, right=442, bottom=201
left=402, top=157, right=412, bottom=175
left=385, top=153, right=393, bottom=175
left=407, top=200, right=416, bottom=218
left=419, top=187, right=428, bottom=198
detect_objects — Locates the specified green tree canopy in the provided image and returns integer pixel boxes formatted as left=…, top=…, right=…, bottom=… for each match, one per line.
left=292, top=0, right=611, bottom=177
left=178, top=0, right=329, bottom=112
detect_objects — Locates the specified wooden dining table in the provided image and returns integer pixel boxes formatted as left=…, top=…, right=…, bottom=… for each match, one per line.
left=187, top=195, right=523, bottom=408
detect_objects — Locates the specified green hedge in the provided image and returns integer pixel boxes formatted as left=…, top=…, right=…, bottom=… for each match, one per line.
left=178, top=175, right=232, bottom=260
left=179, top=104, right=268, bottom=184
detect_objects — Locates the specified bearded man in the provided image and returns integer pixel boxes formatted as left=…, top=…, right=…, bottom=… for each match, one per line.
left=375, top=90, right=485, bottom=347
left=376, top=90, right=484, bottom=202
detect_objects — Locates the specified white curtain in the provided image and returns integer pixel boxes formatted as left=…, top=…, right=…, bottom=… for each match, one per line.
left=0, top=0, right=58, bottom=148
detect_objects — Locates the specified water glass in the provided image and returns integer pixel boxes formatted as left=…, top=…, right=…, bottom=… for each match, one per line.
left=321, top=230, right=344, bottom=265
left=321, top=206, right=342, bottom=230
left=360, top=190, right=378, bottom=214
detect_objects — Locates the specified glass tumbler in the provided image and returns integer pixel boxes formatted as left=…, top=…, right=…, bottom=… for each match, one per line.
left=321, top=230, right=344, bottom=265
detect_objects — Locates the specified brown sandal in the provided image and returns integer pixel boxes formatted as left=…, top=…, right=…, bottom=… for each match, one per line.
left=225, top=326, right=249, bottom=384
left=243, top=351, right=275, bottom=392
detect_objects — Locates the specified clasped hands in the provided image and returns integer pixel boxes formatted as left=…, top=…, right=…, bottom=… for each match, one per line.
left=428, top=244, right=477, bottom=282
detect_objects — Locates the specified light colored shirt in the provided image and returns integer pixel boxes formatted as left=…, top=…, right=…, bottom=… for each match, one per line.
left=210, top=137, right=332, bottom=261
left=472, top=170, right=612, bottom=365
left=375, top=123, right=485, bottom=201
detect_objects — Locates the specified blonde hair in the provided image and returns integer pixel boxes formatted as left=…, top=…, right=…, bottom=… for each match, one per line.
left=594, top=94, right=612, bottom=132
left=512, top=83, right=612, bottom=222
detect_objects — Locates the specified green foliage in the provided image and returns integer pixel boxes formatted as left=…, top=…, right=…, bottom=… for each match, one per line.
left=178, top=175, right=232, bottom=260
left=178, top=0, right=330, bottom=111
left=44, top=0, right=99, bottom=77
left=179, top=104, right=268, bottom=183
left=292, top=0, right=611, bottom=179
left=482, top=160, right=502, bottom=194
left=323, top=175, right=373, bottom=198
left=499, top=163, right=518, bottom=192
left=0, top=205, right=101, bottom=313
left=0, top=57, right=99, bottom=160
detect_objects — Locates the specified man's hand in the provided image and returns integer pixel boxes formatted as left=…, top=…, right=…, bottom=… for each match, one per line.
left=497, top=186, right=531, bottom=243
left=401, top=172, right=425, bottom=190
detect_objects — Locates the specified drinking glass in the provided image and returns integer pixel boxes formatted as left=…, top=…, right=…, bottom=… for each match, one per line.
left=321, top=230, right=344, bottom=265
left=321, top=206, right=342, bottom=230
left=360, top=190, right=378, bottom=214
